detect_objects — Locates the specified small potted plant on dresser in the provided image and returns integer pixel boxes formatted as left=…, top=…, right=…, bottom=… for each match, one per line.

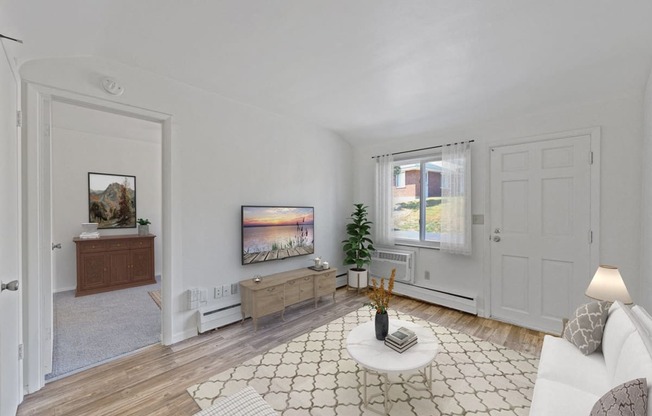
left=137, top=218, right=151, bottom=236
left=342, top=203, right=375, bottom=291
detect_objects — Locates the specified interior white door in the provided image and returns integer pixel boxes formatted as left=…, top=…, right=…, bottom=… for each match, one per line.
left=490, top=135, right=592, bottom=333
left=0, top=40, right=23, bottom=415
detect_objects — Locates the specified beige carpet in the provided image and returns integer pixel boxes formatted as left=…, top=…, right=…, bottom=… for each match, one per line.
left=148, top=290, right=162, bottom=310
left=187, top=308, right=539, bottom=415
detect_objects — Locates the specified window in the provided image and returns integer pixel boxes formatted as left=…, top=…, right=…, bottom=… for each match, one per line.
left=392, top=156, right=444, bottom=245
left=376, top=142, right=471, bottom=253
left=394, top=169, right=406, bottom=188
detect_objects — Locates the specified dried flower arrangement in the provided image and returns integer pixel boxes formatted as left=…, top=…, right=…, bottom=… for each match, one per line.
left=365, top=268, right=396, bottom=314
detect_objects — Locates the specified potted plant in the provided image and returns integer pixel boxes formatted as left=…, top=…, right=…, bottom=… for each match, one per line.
left=342, top=203, right=375, bottom=290
left=366, top=269, right=396, bottom=340
left=137, top=218, right=151, bottom=236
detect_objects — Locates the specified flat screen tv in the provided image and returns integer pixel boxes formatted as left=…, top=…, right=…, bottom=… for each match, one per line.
left=242, top=206, right=314, bottom=265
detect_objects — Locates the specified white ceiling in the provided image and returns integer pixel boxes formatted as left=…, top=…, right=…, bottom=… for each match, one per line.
left=3, top=0, right=652, bottom=144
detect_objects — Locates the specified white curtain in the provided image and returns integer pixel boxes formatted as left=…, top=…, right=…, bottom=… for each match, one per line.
left=374, top=154, right=395, bottom=246
left=440, top=142, right=472, bottom=255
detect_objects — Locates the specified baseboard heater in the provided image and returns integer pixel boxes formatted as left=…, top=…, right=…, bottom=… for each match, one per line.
left=197, top=302, right=242, bottom=333
left=393, top=281, right=477, bottom=315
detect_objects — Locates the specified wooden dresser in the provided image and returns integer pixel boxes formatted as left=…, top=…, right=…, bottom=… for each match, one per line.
left=73, top=234, right=156, bottom=296
left=240, top=267, right=336, bottom=330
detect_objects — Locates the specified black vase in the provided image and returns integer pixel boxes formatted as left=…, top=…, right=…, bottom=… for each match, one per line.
left=375, top=312, right=389, bottom=340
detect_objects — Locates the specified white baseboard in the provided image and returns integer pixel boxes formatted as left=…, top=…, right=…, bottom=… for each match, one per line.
left=54, top=286, right=76, bottom=293
left=393, top=281, right=477, bottom=315
left=336, top=274, right=347, bottom=288
left=170, top=327, right=198, bottom=345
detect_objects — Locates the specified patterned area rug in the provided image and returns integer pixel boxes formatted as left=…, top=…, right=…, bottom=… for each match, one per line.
left=187, top=308, right=539, bottom=415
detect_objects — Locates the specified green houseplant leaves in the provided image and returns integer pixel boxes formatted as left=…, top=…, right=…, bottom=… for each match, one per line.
left=342, top=203, right=375, bottom=271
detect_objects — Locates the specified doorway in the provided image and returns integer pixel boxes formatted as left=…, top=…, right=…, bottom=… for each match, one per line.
left=22, top=82, right=173, bottom=392
left=47, top=101, right=163, bottom=379
left=489, top=130, right=599, bottom=334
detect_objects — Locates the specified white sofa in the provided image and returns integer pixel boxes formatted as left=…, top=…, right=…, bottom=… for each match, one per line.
left=530, top=301, right=652, bottom=415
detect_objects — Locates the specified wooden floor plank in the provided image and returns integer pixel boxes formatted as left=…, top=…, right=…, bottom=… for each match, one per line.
left=17, top=288, right=546, bottom=416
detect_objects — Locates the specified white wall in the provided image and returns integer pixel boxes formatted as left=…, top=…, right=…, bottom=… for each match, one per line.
left=20, top=56, right=353, bottom=342
left=354, top=94, right=644, bottom=316
left=640, top=69, right=652, bottom=312
left=51, top=101, right=162, bottom=292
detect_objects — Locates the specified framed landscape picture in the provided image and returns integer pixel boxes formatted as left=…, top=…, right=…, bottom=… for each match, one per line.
left=88, top=172, right=137, bottom=229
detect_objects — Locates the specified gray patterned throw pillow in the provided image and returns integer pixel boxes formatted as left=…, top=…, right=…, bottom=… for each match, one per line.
left=590, top=378, right=647, bottom=416
left=562, top=301, right=610, bottom=355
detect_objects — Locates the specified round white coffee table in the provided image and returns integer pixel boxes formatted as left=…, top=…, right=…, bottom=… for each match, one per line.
left=346, top=319, right=439, bottom=415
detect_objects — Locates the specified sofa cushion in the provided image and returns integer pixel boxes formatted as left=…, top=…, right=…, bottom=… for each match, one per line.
left=530, top=378, right=601, bottom=416
left=537, top=335, right=609, bottom=396
left=590, top=378, right=647, bottom=416
left=563, top=301, right=611, bottom=355
left=633, top=306, right=652, bottom=337
left=607, top=304, right=652, bottom=416
left=603, top=302, right=638, bottom=381
left=615, top=336, right=652, bottom=386
left=193, top=386, right=277, bottom=416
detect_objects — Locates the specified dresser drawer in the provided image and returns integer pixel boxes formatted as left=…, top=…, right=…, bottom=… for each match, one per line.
left=79, top=241, right=108, bottom=253
left=107, top=240, right=128, bottom=250
left=129, top=238, right=153, bottom=249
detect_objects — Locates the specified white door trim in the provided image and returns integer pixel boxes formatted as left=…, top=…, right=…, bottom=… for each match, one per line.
left=1, top=37, right=24, bottom=412
left=22, top=82, right=174, bottom=393
left=481, top=127, right=601, bottom=324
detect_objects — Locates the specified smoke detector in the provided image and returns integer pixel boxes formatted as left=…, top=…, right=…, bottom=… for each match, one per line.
left=101, top=78, right=124, bottom=96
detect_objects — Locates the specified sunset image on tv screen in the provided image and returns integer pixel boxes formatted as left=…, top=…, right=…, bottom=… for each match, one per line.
left=242, top=206, right=314, bottom=264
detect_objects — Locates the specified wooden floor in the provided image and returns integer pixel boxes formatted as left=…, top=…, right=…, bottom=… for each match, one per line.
left=17, top=288, right=547, bottom=416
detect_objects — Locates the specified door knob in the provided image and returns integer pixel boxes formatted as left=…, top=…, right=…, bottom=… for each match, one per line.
left=492, top=235, right=501, bottom=242
left=1, top=280, right=19, bottom=292
left=52, top=243, right=62, bottom=250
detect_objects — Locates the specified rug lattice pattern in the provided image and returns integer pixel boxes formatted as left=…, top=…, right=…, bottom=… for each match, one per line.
left=187, top=308, right=539, bottom=415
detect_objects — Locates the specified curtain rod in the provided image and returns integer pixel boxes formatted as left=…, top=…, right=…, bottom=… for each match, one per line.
left=0, top=34, right=23, bottom=44
left=371, top=139, right=475, bottom=159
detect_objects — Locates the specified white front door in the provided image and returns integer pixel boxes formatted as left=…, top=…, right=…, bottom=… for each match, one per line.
left=490, top=134, right=593, bottom=333
left=0, top=41, right=23, bottom=415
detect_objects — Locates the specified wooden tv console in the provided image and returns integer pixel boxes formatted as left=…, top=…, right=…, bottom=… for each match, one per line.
left=73, top=234, right=156, bottom=296
left=239, top=267, right=337, bottom=330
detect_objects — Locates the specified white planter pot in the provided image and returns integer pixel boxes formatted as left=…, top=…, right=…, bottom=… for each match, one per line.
left=348, top=269, right=368, bottom=289
left=138, top=224, right=149, bottom=236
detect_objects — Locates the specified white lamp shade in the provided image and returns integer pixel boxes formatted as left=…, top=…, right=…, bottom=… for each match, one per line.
left=585, top=265, right=632, bottom=304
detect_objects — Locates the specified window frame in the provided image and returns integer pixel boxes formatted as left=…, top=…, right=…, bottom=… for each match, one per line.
left=392, top=153, right=442, bottom=249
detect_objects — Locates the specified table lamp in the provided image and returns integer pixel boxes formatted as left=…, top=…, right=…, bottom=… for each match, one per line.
left=585, top=265, right=632, bottom=304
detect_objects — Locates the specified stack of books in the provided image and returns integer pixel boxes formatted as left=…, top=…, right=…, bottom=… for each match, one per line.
left=384, top=326, right=418, bottom=353
left=79, top=222, right=100, bottom=239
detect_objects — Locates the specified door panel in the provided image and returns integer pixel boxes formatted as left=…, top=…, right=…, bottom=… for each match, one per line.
left=109, top=251, right=131, bottom=285
left=501, top=255, right=529, bottom=313
left=490, top=135, right=592, bottom=333
left=0, top=41, right=22, bottom=415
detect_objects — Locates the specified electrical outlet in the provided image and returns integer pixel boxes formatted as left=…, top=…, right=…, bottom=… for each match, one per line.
left=424, top=270, right=430, bottom=280
left=187, top=288, right=201, bottom=309
left=222, top=284, right=231, bottom=297
left=214, top=286, right=222, bottom=298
